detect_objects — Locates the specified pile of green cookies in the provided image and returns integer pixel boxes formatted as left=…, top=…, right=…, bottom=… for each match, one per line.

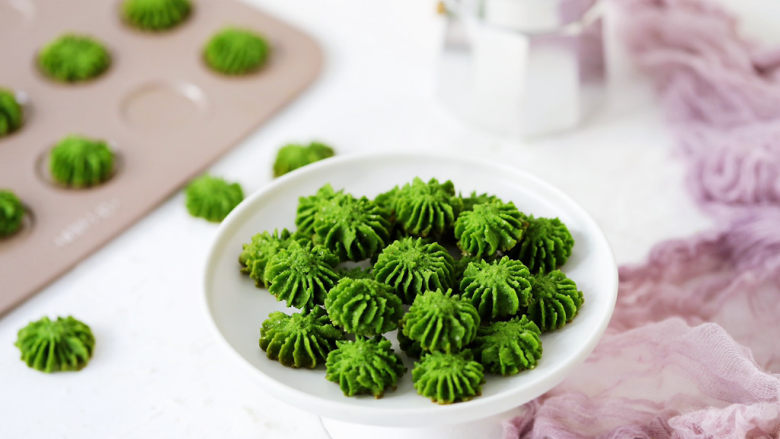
left=242, top=177, right=584, bottom=404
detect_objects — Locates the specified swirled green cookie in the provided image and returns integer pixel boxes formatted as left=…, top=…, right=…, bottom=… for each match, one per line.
left=0, top=88, right=23, bottom=136
left=514, top=214, right=574, bottom=273
left=122, top=0, right=191, bottom=31
left=412, top=351, right=484, bottom=404
left=373, top=237, right=455, bottom=304
left=374, top=185, right=408, bottom=240
left=204, top=27, right=270, bottom=75
left=273, top=142, right=335, bottom=177
left=374, top=185, right=400, bottom=216
left=472, top=316, right=542, bottom=375
left=185, top=174, right=244, bottom=222
left=50, top=135, right=114, bottom=188
left=527, top=270, right=583, bottom=331
left=325, top=278, right=403, bottom=336
left=460, top=191, right=500, bottom=212
left=401, top=289, right=480, bottom=353
left=259, top=308, right=344, bottom=368
left=38, top=34, right=110, bottom=82
left=459, top=256, right=532, bottom=320
left=311, top=192, right=390, bottom=261
left=325, top=336, right=406, bottom=397
left=15, top=316, right=95, bottom=373
left=264, top=241, right=340, bottom=310
left=394, top=178, right=462, bottom=238
left=296, top=184, right=341, bottom=236
left=239, top=229, right=308, bottom=287
left=0, top=190, right=24, bottom=237
left=454, top=199, right=526, bottom=259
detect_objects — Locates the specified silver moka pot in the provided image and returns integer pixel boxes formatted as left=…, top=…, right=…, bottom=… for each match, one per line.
left=438, top=0, right=606, bottom=137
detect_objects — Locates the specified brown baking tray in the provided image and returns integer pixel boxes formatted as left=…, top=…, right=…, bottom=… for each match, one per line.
left=0, top=0, right=323, bottom=314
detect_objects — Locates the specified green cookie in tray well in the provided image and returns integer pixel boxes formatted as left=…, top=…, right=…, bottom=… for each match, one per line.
left=325, top=336, right=406, bottom=398
left=401, top=289, right=480, bottom=354
left=259, top=308, right=344, bottom=369
left=412, top=350, right=484, bottom=404
left=38, top=34, right=111, bottom=83
left=273, top=141, right=335, bottom=177
left=0, top=190, right=24, bottom=237
left=185, top=174, right=244, bottom=222
left=527, top=270, right=584, bottom=332
left=325, top=278, right=403, bottom=337
left=0, top=88, right=23, bottom=136
left=122, top=0, right=192, bottom=31
left=472, top=315, right=542, bottom=376
left=15, top=316, right=95, bottom=373
left=204, top=27, right=270, bottom=75
left=50, top=135, right=115, bottom=188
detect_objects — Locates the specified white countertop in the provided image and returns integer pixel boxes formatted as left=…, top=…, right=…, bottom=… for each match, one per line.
left=1, top=0, right=776, bottom=437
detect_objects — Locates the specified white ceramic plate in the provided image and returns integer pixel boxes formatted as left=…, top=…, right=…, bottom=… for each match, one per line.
left=203, top=153, right=617, bottom=427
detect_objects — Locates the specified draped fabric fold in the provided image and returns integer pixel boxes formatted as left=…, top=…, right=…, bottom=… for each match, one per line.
left=505, top=0, right=780, bottom=436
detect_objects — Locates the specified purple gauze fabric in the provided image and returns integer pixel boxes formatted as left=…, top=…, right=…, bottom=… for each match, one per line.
left=504, top=0, right=780, bottom=437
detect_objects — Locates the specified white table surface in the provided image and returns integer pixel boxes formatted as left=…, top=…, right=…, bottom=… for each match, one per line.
left=1, top=0, right=776, bottom=437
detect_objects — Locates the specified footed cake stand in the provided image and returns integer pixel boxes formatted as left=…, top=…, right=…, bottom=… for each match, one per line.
left=203, top=153, right=618, bottom=439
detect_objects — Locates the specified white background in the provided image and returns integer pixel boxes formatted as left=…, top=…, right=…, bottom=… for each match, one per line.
left=1, top=0, right=778, bottom=437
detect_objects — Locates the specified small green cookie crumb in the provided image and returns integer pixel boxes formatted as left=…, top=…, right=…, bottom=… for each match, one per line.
left=325, top=278, right=404, bottom=337
left=0, top=190, right=24, bottom=237
left=38, top=34, right=111, bottom=83
left=259, top=308, right=344, bottom=368
left=122, top=0, right=192, bottom=31
left=15, top=316, right=95, bottom=373
left=325, top=337, right=406, bottom=398
left=0, top=88, right=23, bottom=136
left=472, top=316, right=542, bottom=375
left=412, top=350, right=484, bottom=404
left=185, top=174, right=244, bottom=222
left=527, top=270, right=584, bottom=332
left=273, top=142, right=335, bottom=177
left=50, top=135, right=114, bottom=188
left=401, top=289, right=480, bottom=354
left=514, top=214, right=574, bottom=273
left=204, top=27, right=270, bottom=75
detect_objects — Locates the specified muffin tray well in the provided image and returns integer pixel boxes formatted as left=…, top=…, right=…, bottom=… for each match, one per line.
left=0, top=0, right=323, bottom=314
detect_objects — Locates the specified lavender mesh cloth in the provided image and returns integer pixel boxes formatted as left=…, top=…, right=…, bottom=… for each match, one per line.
left=505, top=0, right=780, bottom=437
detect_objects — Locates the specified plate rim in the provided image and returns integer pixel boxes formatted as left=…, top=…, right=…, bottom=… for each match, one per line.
left=202, top=151, right=618, bottom=426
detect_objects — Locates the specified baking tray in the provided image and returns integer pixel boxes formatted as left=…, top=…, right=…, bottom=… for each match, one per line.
left=0, top=0, right=323, bottom=314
